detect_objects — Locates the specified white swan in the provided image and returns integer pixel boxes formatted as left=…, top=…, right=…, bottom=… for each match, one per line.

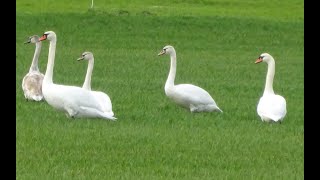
left=22, top=35, right=44, bottom=101
left=255, top=53, right=287, bottom=122
left=77, top=51, right=114, bottom=117
left=158, top=45, right=222, bottom=113
left=39, top=31, right=116, bottom=120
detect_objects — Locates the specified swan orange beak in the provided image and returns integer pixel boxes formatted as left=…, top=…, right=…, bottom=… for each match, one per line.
left=255, top=57, right=263, bottom=64
left=158, top=50, right=166, bottom=56
left=39, top=34, right=47, bottom=41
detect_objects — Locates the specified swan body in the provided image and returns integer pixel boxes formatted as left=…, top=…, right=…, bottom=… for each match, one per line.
left=39, top=31, right=116, bottom=120
left=158, top=45, right=222, bottom=113
left=255, top=53, right=286, bottom=122
left=77, top=52, right=115, bottom=117
left=22, top=35, right=44, bottom=101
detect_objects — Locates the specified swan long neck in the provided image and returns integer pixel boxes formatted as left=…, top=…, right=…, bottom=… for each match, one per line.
left=44, top=38, right=56, bottom=84
left=82, top=57, right=94, bottom=91
left=165, top=52, right=176, bottom=91
left=29, top=42, right=41, bottom=72
left=263, top=58, right=275, bottom=95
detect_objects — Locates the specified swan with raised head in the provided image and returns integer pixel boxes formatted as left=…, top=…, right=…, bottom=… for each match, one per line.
left=77, top=51, right=114, bottom=117
left=158, top=45, right=222, bottom=113
left=39, top=31, right=116, bottom=120
left=255, top=53, right=286, bottom=123
left=22, top=35, right=44, bottom=101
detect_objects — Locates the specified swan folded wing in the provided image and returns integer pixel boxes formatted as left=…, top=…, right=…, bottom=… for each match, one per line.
left=23, top=73, right=44, bottom=90
left=257, top=95, right=287, bottom=121
left=91, top=91, right=113, bottom=115
left=271, top=95, right=287, bottom=121
left=44, top=85, right=116, bottom=120
left=173, top=84, right=216, bottom=105
left=44, top=85, right=103, bottom=111
left=22, top=73, right=44, bottom=99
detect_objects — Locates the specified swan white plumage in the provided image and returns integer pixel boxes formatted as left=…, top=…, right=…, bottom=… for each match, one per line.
left=77, top=51, right=115, bottom=117
left=255, top=53, right=287, bottom=122
left=39, top=31, right=116, bottom=120
left=22, top=35, right=44, bottom=101
left=158, top=45, right=222, bottom=113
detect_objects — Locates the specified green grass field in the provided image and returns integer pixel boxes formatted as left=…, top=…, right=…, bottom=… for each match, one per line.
left=16, top=0, right=304, bottom=179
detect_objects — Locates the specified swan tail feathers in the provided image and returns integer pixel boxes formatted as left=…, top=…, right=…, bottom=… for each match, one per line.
left=216, top=106, right=223, bottom=113
left=101, top=113, right=117, bottom=121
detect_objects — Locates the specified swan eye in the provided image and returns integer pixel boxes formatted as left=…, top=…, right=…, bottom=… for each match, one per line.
left=259, top=56, right=264, bottom=59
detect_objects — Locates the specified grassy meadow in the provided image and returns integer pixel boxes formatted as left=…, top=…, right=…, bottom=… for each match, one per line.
left=16, top=0, right=304, bottom=179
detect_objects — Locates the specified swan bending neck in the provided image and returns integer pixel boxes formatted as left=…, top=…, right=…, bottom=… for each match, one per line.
left=165, top=53, right=176, bottom=91
left=263, top=59, right=275, bottom=95
left=44, top=39, right=56, bottom=84
left=83, top=58, right=94, bottom=90
left=29, top=42, right=42, bottom=72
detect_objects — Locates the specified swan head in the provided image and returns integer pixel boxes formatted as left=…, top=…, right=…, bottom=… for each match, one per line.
left=158, top=45, right=175, bottom=56
left=39, top=31, right=56, bottom=41
left=24, top=35, right=40, bottom=44
left=255, top=53, right=273, bottom=64
left=77, top=52, right=93, bottom=61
